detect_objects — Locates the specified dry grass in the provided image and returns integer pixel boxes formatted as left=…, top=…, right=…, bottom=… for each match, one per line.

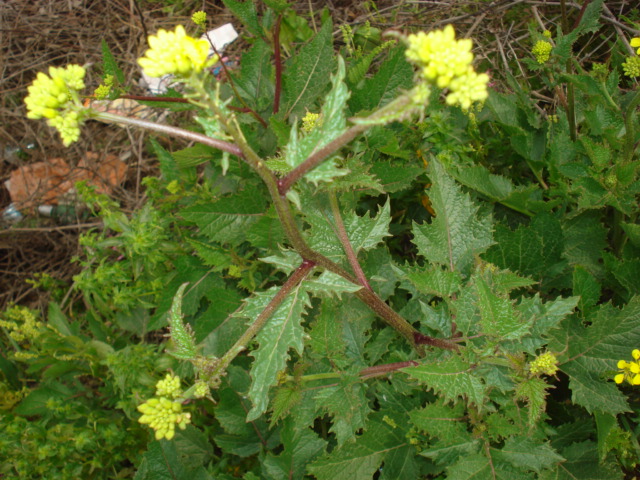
left=0, top=0, right=637, bottom=309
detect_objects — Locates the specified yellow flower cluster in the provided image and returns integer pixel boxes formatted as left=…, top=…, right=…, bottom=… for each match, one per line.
left=24, top=65, right=86, bottom=146
left=622, top=56, right=640, bottom=78
left=0, top=306, right=43, bottom=343
left=138, top=25, right=216, bottom=78
left=631, top=37, right=640, bottom=55
left=532, top=40, right=553, bottom=64
left=529, top=352, right=559, bottom=376
left=138, top=373, right=191, bottom=440
left=137, top=397, right=191, bottom=440
left=193, top=380, right=210, bottom=399
left=192, top=11, right=207, bottom=26
left=405, top=25, right=488, bottom=109
left=155, top=373, right=183, bottom=399
left=614, top=349, right=640, bottom=386
left=301, top=111, right=321, bottom=133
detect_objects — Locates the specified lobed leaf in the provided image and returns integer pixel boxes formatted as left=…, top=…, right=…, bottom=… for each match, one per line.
left=412, top=160, right=493, bottom=274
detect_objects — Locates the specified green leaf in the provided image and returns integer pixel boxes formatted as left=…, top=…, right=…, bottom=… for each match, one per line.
left=47, top=301, right=74, bottom=336
left=193, top=285, right=243, bottom=343
left=325, top=155, right=384, bottom=193
left=552, top=0, right=604, bottom=63
left=551, top=297, right=640, bottom=414
left=490, top=269, right=536, bottom=294
left=562, top=211, right=607, bottom=275
left=213, top=367, right=276, bottom=457
left=150, top=138, right=194, bottom=183
left=149, top=256, right=226, bottom=330
left=263, top=419, right=326, bottom=480
left=349, top=46, right=413, bottom=113
left=307, top=415, right=410, bottom=480
left=421, top=437, right=480, bottom=468
left=308, top=299, right=346, bottom=361
left=15, top=381, right=73, bottom=416
left=515, top=294, right=579, bottom=353
left=485, top=213, right=564, bottom=281
left=539, top=441, right=623, bottom=480
left=403, top=355, right=486, bottom=407
left=172, top=426, right=214, bottom=467
left=369, top=160, right=424, bottom=193
left=245, top=206, right=286, bottom=249
left=186, top=237, right=233, bottom=271
left=101, top=39, right=125, bottom=84
left=604, top=252, right=640, bottom=298
left=172, top=144, right=218, bottom=168
left=233, top=39, right=274, bottom=111
left=282, top=20, right=335, bottom=119
left=475, top=273, right=531, bottom=340
left=134, top=436, right=214, bottom=480
left=621, top=221, right=640, bottom=248
left=238, top=285, right=311, bottom=420
left=412, top=160, right=493, bottom=274
left=285, top=55, right=349, bottom=185
left=180, top=188, right=268, bottom=244
left=572, top=265, right=601, bottom=316
left=303, top=270, right=362, bottom=298
left=495, top=437, right=564, bottom=473
left=313, top=377, right=370, bottom=446
left=452, top=286, right=481, bottom=336
left=595, top=411, right=618, bottom=462
left=450, top=164, right=545, bottom=216
left=221, top=0, right=262, bottom=37
left=346, top=41, right=389, bottom=86
left=260, top=250, right=303, bottom=274
left=410, top=400, right=468, bottom=444
left=305, top=197, right=391, bottom=262
left=406, top=266, right=463, bottom=297
left=270, top=385, right=301, bottom=426
left=166, top=283, right=197, bottom=360
left=446, top=453, right=533, bottom=480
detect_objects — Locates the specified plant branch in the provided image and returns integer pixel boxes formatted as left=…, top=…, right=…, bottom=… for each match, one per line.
left=278, top=123, right=367, bottom=194
left=200, top=96, right=451, bottom=356
left=278, top=93, right=419, bottom=194
left=94, top=111, right=244, bottom=158
left=215, top=260, right=316, bottom=373
left=273, top=15, right=283, bottom=115
left=328, top=192, right=371, bottom=290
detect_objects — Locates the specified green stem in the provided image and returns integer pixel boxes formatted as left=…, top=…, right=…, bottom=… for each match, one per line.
left=328, top=192, right=371, bottom=290
left=215, top=260, right=316, bottom=373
